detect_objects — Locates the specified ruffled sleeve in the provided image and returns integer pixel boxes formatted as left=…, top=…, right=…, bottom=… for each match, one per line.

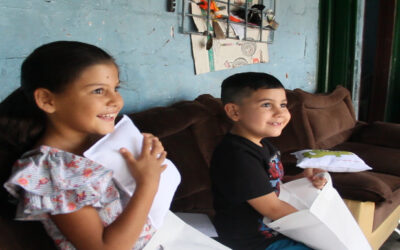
left=4, top=146, right=120, bottom=221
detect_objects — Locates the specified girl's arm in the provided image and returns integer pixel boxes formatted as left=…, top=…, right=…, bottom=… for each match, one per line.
left=50, top=134, right=167, bottom=250
left=247, top=192, right=297, bottom=221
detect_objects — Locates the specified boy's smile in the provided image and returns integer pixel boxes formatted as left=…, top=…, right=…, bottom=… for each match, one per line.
left=229, top=88, right=291, bottom=146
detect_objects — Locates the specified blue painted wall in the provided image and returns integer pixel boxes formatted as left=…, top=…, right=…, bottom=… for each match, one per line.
left=0, top=0, right=319, bottom=113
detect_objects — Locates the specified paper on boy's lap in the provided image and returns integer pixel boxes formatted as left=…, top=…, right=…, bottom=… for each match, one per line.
left=84, top=115, right=181, bottom=229
left=263, top=173, right=371, bottom=250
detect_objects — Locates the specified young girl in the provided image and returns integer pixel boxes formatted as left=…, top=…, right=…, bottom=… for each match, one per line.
left=0, top=41, right=167, bottom=249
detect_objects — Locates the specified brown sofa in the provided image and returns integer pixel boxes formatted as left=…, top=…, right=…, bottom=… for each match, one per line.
left=1, top=86, right=399, bottom=249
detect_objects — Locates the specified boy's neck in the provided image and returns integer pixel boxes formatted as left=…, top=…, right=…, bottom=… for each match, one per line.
left=230, top=126, right=263, bottom=147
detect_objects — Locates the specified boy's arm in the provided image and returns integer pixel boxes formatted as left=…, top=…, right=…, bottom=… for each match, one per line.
left=247, top=192, right=297, bottom=221
left=283, top=168, right=327, bottom=189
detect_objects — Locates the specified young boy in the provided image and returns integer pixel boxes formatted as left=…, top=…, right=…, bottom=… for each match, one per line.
left=210, top=72, right=326, bottom=250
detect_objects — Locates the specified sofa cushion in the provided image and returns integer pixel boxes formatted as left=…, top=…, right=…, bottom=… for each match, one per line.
left=281, top=150, right=398, bottom=203
left=131, top=101, right=213, bottom=201
left=374, top=188, right=400, bottom=231
left=293, top=86, right=357, bottom=149
left=352, top=121, right=400, bottom=149
left=269, top=92, right=316, bottom=153
left=331, top=171, right=400, bottom=202
left=131, top=96, right=227, bottom=209
left=332, top=142, right=400, bottom=177
left=192, top=95, right=232, bottom=165
left=170, top=189, right=215, bottom=217
left=159, top=129, right=211, bottom=200
left=130, top=100, right=209, bottom=138
left=270, top=86, right=357, bottom=154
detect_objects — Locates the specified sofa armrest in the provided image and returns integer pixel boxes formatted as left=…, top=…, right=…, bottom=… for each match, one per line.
left=352, top=121, right=400, bottom=149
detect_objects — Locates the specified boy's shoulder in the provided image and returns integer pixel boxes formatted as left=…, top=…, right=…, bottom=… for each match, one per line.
left=213, top=133, right=267, bottom=161
left=215, top=133, right=250, bottom=151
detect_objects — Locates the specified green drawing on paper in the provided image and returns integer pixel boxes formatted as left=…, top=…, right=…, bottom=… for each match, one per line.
left=302, top=150, right=352, bottom=159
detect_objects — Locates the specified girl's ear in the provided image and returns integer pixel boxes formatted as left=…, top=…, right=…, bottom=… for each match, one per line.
left=34, top=88, right=56, bottom=113
left=224, top=103, right=241, bottom=122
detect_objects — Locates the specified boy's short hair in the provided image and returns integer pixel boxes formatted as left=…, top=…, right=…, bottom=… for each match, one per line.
left=221, top=72, right=284, bottom=105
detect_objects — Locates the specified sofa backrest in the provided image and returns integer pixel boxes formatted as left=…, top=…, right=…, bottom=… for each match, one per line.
left=131, top=94, right=232, bottom=216
left=270, top=85, right=357, bottom=153
left=131, top=86, right=357, bottom=216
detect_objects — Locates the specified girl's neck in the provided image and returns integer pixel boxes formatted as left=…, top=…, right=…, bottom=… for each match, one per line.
left=36, top=130, right=101, bottom=156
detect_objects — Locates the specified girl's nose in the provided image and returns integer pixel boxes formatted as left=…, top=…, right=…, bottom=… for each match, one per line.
left=107, top=91, right=123, bottom=107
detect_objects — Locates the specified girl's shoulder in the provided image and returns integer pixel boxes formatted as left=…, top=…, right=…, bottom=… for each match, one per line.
left=6, top=145, right=114, bottom=198
left=17, top=145, right=107, bottom=171
left=4, top=145, right=120, bottom=218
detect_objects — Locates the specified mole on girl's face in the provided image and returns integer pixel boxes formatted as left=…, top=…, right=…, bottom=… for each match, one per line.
left=51, top=63, right=124, bottom=137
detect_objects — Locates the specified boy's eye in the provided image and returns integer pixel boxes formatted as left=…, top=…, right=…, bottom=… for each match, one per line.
left=92, top=88, right=104, bottom=94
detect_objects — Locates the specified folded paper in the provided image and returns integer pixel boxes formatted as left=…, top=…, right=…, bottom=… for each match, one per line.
left=143, top=211, right=230, bottom=250
left=263, top=174, right=371, bottom=250
left=84, top=115, right=181, bottom=229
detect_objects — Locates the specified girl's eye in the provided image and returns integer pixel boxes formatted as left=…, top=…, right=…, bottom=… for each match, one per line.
left=92, top=88, right=104, bottom=94
left=262, top=103, right=271, bottom=108
left=281, top=103, right=288, bottom=108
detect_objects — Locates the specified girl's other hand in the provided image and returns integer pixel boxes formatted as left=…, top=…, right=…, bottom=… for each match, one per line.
left=119, top=133, right=167, bottom=189
left=303, top=168, right=328, bottom=190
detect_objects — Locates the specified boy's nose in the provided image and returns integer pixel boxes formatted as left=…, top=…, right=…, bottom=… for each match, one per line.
left=272, top=106, right=285, bottom=116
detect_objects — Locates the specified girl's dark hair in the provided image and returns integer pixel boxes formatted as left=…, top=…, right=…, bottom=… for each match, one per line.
left=221, top=72, right=284, bottom=105
left=0, top=41, right=115, bottom=217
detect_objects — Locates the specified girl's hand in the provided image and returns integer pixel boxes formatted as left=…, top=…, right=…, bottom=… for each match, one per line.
left=303, top=168, right=328, bottom=189
left=119, top=133, right=167, bottom=189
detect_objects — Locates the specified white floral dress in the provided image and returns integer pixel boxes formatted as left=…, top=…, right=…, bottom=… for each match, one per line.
left=4, top=145, right=155, bottom=250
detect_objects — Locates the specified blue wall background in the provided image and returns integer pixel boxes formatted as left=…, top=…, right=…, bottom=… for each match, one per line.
left=0, top=0, right=319, bottom=113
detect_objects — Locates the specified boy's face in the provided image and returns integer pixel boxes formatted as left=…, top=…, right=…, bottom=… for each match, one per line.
left=227, top=88, right=291, bottom=145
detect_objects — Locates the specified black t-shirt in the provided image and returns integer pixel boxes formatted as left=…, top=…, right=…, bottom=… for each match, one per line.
left=210, top=133, right=285, bottom=250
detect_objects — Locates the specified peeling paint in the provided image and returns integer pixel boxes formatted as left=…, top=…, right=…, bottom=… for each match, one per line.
left=147, top=28, right=156, bottom=35
left=0, top=0, right=319, bottom=112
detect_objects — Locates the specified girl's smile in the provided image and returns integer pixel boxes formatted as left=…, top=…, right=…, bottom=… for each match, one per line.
left=41, top=63, right=124, bottom=150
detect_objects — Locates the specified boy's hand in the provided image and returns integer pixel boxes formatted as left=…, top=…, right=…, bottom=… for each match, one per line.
left=119, top=133, right=167, bottom=189
left=303, top=168, right=328, bottom=189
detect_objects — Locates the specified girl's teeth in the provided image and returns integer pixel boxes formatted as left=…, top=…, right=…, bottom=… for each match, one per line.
left=99, top=114, right=114, bottom=118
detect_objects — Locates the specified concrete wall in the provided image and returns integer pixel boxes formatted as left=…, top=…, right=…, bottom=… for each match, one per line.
left=0, top=0, right=319, bottom=113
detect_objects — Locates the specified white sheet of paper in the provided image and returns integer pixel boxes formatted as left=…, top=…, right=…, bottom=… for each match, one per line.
left=83, top=115, right=181, bottom=229
left=143, top=211, right=231, bottom=250
left=264, top=174, right=371, bottom=250
left=175, top=212, right=218, bottom=237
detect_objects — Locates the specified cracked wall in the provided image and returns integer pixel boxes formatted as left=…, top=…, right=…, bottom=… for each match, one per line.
left=0, top=0, right=319, bottom=113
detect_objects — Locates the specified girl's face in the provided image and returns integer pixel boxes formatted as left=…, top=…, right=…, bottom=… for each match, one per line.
left=49, top=63, right=124, bottom=138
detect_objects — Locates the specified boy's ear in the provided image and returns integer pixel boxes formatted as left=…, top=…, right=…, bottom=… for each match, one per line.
left=224, top=103, right=241, bottom=122
left=34, top=88, right=56, bottom=113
